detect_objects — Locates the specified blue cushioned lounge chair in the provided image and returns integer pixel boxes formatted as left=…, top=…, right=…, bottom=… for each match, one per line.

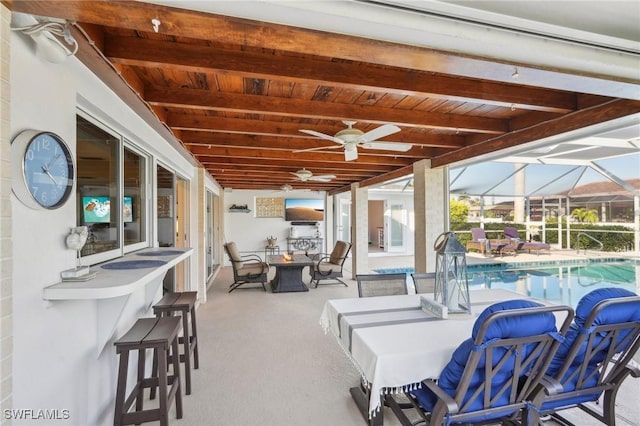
left=528, top=288, right=640, bottom=425
left=387, top=299, right=574, bottom=426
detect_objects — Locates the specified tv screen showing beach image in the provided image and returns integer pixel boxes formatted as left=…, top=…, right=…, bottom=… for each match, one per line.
left=82, top=196, right=111, bottom=223
left=284, top=198, right=324, bottom=221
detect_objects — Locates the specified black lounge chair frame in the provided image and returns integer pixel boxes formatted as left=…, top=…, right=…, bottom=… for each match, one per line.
left=309, top=240, right=351, bottom=288
left=224, top=242, right=269, bottom=293
left=528, top=295, right=640, bottom=425
left=387, top=304, right=574, bottom=426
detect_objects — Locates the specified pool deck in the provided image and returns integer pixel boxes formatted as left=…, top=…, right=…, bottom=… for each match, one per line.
left=365, top=248, right=639, bottom=272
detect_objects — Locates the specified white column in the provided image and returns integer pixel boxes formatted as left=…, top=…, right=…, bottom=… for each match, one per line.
left=634, top=194, right=639, bottom=254
left=414, top=160, right=447, bottom=274
left=557, top=198, right=563, bottom=249
left=514, top=164, right=525, bottom=223
left=350, top=183, right=368, bottom=278
left=566, top=198, right=571, bottom=251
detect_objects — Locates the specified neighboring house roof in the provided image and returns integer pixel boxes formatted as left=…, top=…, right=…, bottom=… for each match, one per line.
left=566, top=178, right=640, bottom=197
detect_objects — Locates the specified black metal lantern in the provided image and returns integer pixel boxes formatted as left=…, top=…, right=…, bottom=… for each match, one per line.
left=434, top=232, right=471, bottom=313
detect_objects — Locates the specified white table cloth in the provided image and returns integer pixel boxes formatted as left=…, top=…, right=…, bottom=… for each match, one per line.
left=319, top=288, right=534, bottom=417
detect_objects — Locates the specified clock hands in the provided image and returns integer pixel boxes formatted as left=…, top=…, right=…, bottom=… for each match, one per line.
left=41, top=153, right=64, bottom=186
left=45, top=152, right=62, bottom=170
left=41, top=165, right=58, bottom=186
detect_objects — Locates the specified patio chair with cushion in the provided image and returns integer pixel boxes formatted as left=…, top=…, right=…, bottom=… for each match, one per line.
left=466, top=227, right=489, bottom=253
left=386, top=299, right=574, bottom=426
left=223, top=242, right=269, bottom=293
left=356, top=273, right=408, bottom=297
left=309, top=240, right=351, bottom=288
left=504, top=226, right=551, bottom=255
left=467, top=227, right=517, bottom=256
left=528, top=288, right=640, bottom=425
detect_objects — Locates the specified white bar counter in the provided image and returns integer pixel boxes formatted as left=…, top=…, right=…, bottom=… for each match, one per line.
left=43, top=247, right=193, bottom=300
left=42, top=247, right=194, bottom=356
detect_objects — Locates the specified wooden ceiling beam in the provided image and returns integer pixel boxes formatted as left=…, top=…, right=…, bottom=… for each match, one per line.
left=432, top=98, right=640, bottom=167
left=180, top=135, right=434, bottom=159
left=105, top=36, right=576, bottom=113
left=169, top=115, right=466, bottom=149
left=188, top=145, right=416, bottom=166
left=200, top=158, right=397, bottom=172
left=6, top=1, right=637, bottom=99
left=212, top=170, right=371, bottom=179
left=147, top=88, right=508, bottom=134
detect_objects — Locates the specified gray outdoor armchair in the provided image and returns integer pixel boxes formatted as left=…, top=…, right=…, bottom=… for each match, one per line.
left=309, top=240, right=351, bottom=287
left=224, top=242, right=269, bottom=293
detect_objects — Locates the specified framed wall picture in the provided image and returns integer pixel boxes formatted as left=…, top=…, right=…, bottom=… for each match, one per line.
left=157, top=195, right=173, bottom=218
left=255, top=197, right=284, bottom=218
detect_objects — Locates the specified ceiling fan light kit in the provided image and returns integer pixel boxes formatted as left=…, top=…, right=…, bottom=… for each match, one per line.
left=291, top=168, right=336, bottom=182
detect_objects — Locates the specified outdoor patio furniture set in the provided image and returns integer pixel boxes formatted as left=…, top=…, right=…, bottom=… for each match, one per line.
left=224, top=240, right=351, bottom=293
left=467, top=226, right=551, bottom=256
left=322, top=281, right=640, bottom=426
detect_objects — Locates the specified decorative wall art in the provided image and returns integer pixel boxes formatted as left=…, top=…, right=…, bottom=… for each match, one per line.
left=255, top=197, right=284, bottom=218
left=157, top=195, right=173, bottom=218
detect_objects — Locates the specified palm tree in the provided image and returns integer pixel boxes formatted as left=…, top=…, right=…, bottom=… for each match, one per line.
left=571, top=207, right=599, bottom=223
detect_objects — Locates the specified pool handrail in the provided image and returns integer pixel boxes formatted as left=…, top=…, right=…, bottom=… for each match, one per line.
left=576, top=232, right=604, bottom=254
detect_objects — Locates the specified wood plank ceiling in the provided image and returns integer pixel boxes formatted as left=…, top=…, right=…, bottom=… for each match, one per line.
left=5, top=1, right=640, bottom=194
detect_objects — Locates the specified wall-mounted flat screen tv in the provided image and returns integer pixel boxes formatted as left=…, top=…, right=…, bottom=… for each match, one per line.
left=284, top=198, right=324, bottom=221
left=82, top=196, right=133, bottom=223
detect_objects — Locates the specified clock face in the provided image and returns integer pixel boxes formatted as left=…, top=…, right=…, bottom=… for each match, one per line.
left=17, top=132, right=74, bottom=209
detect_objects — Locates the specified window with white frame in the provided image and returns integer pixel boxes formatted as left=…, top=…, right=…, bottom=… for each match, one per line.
left=76, top=114, right=149, bottom=262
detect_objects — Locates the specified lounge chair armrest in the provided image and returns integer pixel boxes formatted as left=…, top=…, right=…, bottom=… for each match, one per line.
left=311, top=252, right=330, bottom=262
left=242, top=258, right=269, bottom=273
left=422, top=379, right=459, bottom=414
left=241, top=253, right=263, bottom=262
left=538, top=375, right=563, bottom=396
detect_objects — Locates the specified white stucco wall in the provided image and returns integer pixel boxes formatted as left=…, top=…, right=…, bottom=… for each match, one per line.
left=223, top=189, right=328, bottom=262
left=9, top=30, right=215, bottom=425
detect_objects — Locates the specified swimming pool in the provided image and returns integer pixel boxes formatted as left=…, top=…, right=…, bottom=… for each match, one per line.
left=374, top=259, right=640, bottom=307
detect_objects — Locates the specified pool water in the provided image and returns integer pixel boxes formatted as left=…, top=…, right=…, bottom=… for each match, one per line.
left=374, top=259, right=639, bottom=308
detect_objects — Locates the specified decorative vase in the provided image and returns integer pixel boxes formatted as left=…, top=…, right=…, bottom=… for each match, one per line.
left=267, top=236, right=277, bottom=248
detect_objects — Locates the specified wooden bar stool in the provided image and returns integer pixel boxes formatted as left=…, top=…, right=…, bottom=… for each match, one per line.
left=113, top=317, right=182, bottom=426
left=152, top=292, right=199, bottom=395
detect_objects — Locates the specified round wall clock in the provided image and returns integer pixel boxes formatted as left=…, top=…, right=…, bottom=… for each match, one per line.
left=11, top=129, right=75, bottom=210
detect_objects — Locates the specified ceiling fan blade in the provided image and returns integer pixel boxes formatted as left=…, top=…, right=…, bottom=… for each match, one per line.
left=308, top=175, right=336, bottom=182
left=299, top=129, right=345, bottom=145
left=293, top=145, right=343, bottom=154
left=360, top=141, right=413, bottom=152
left=344, top=148, right=358, bottom=161
left=359, top=124, right=400, bottom=143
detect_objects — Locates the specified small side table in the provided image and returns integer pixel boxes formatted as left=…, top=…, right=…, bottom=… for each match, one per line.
left=265, top=245, right=280, bottom=260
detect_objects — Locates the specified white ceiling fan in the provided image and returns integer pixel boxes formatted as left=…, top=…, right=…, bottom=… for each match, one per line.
left=273, top=184, right=311, bottom=193
left=290, top=168, right=336, bottom=182
left=297, top=121, right=412, bottom=161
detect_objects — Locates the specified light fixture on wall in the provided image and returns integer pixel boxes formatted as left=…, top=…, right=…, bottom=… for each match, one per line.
left=11, top=13, right=78, bottom=63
